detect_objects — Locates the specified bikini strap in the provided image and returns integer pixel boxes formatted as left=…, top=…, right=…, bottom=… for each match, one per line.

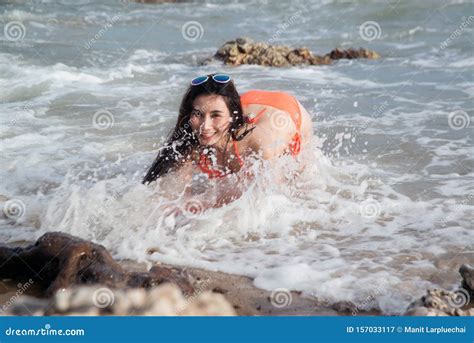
left=245, top=108, right=267, bottom=124
left=232, top=140, right=244, bottom=167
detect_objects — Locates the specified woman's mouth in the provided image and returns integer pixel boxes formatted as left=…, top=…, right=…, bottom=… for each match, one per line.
left=200, top=132, right=216, bottom=140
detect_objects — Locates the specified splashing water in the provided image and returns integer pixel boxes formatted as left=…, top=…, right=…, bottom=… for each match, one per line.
left=1, top=0, right=472, bottom=314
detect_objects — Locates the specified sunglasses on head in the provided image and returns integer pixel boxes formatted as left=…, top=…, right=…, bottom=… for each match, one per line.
left=191, top=74, right=231, bottom=86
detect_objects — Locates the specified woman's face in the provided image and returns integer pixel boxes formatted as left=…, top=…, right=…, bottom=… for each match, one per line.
left=189, top=94, right=232, bottom=147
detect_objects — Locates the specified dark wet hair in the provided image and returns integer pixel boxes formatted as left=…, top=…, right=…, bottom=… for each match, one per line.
left=142, top=74, right=254, bottom=184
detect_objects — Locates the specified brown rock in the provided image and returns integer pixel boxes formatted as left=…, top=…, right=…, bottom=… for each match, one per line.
left=459, top=264, right=474, bottom=292
left=326, top=48, right=380, bottom=60
left=0, top=232, right=193, bottom=296
left=211, top=37, right=379, bottom=67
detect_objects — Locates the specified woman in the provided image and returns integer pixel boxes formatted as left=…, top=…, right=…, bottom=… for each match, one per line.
left=143, top=73, right=313, bottom=197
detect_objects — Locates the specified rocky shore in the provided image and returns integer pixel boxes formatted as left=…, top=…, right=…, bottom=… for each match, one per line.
left=209, top=37, right=380, bottom=67
left=0, top=232, right=472, bottom=316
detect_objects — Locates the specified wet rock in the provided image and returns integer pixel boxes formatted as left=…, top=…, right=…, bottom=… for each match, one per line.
left=3, top=284, right=236, bottom=316
left=326, top=48, right=381, bottom=60
left=459, top=264, right=474, bottom=293
left=405, top=265, right=474, bottom=316
left=405, top=289, right=473, bottom=316
left=0, top=232, right=193, bottom=296
left=211, top=37, right=379, bottom=67
left=331, top=300, right=358, bottom=313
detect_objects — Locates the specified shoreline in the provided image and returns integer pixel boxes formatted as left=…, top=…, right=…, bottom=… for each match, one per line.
left=119, top=260, right=375, bottom=316
left=0, top=234, right=377, bottom=316
left=0, top=258, right=376, bottom=316
left=1, top=233, right=471, bottom=316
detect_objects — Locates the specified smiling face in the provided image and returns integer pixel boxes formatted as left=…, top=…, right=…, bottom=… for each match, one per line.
left=189, top=94, right=232, bottom=147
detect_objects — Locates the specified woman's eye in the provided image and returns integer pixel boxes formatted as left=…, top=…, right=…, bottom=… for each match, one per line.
left=192, top=111, right=201, bottom=117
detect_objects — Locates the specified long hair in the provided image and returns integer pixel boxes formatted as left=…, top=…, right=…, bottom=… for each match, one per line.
left=142, top=74, right=253, bottom=184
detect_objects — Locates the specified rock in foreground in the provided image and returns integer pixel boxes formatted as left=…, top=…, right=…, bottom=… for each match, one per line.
left=4, top=283, right=236, bottom=316
left=212, top=37, right=380, bottom=67
left=405, top=264, right=474, bottom=316
left=0, top=232, right=193, bottom=296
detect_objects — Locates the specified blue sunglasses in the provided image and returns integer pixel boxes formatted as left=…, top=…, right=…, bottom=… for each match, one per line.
left=191, top=74, right=231, bottom=86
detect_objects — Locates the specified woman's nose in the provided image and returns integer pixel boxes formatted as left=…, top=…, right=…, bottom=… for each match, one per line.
left=201, top=115, right=213, bottom=130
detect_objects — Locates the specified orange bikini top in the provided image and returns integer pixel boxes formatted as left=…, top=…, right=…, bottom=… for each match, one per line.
left=198, top=141, right=244, bottom=179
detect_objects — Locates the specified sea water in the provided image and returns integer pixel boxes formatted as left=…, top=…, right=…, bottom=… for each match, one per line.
left=0, top=0, right=473, bottom=314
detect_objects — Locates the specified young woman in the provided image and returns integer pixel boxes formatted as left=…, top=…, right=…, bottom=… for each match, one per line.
left=143, top=73, right=313, bottom=202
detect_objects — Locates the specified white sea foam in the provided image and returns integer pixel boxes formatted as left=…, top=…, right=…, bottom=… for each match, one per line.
left=0, top=140, right=458, bottom=314
left=1, top=0, right=472, bottom=315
